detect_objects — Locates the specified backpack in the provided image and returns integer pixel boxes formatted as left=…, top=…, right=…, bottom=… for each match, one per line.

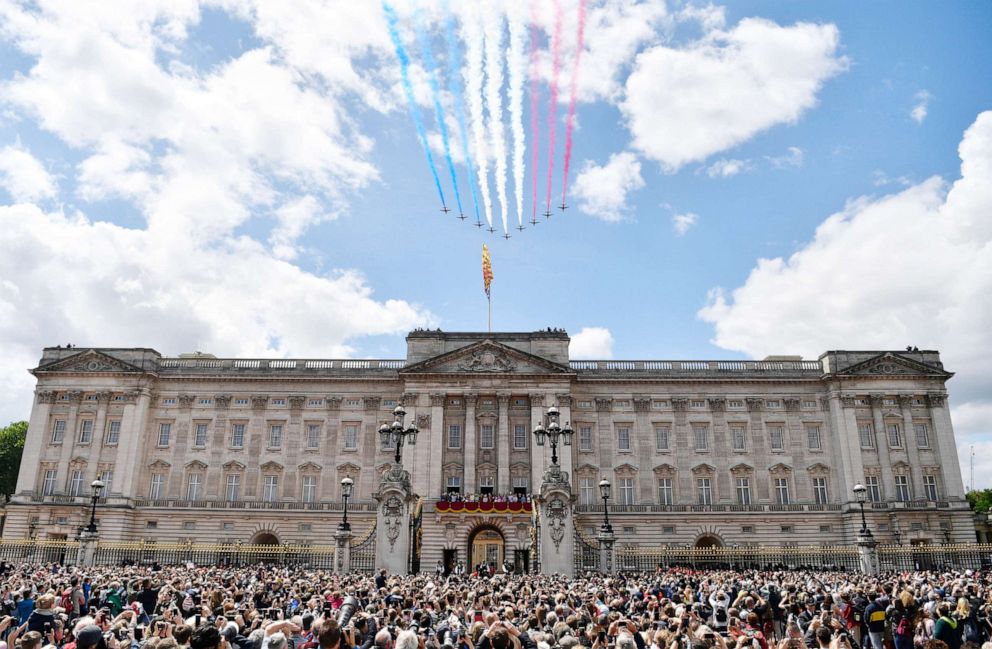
left=962, top=617, right=981, bottom=644
left=716, top=607, right=729, bottom=624
left=60, top=589, right=74, bottom=614
left=895, top=613, right=912, bottom=637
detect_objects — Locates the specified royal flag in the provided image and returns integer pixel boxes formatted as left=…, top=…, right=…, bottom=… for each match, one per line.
left=482, top=244, right=493, bottom=298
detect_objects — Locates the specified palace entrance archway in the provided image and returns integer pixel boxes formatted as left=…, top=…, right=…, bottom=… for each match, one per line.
left=694, top=534, right=723, bottom=549
left=468, top=526, right=505, bottom=569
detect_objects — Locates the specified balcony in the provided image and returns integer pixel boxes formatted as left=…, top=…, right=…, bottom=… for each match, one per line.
left=26, top=495, right=377, bottom=512
left=434, top=499, right=533, bottom=514
left=575, top=502, right=842, bottom=514
left=568, top=359, right=822, bottom=377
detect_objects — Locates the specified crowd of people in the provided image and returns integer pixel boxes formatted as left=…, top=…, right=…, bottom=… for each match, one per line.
left=438, top=493, right=532, bottom=504
left=0, top=561, right=989, bottom=649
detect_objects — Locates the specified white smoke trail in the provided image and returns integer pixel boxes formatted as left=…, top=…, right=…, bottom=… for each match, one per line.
left=482, top=2, right=508, bottom=234
left=507, top=0, right=526, bottom=229
left=462, top=3, right=493, bottom=228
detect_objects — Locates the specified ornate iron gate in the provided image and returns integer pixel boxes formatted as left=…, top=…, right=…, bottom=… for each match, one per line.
left=350, top=523, right=377, bottom=573
left=409, top=497, right=423, bottom=574
left=574, top=528, right=600, bottom=574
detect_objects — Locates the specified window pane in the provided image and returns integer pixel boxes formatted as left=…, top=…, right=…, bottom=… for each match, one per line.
left=480, top=424, right=494, bottom=449
left=731, top=426, right=746, bottom=451
left=513, top=424, right=526, bottom=449
left=655, top=426, right=670, bottom=451
left=269, top=425, right=283, bottom=448
left=858, top=422, right=875, bottom=448
left=231, top=424, right=245, bottom=447
left=693, top=426, right=709, bottom=451
left=658, top=478, right=673, bottom=505
left=194, top=423, right=208, bottom=446
left=579, top=427, right=592, bottom=451
left=158, top=423, right=171, bottom=446
left=769, top=426, right=784, bottom=451
left=807, top=426, right=821, bottom=450
left=914, top=423, right=930, bottom=448
left=617, top=427, right=631, bottom=451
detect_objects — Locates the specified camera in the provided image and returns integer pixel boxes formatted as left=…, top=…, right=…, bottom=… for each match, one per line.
left=337, top=596, right=360, bottom=628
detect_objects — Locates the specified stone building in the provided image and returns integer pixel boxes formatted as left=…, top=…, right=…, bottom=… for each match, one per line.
left=4, top=329, right=973, bottom=571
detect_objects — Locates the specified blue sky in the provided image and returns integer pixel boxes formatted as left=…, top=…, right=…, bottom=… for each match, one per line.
left=0, top=1, right=990, bottom=486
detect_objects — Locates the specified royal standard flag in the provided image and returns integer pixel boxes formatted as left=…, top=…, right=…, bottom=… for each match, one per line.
left=482, top=244, right=493, bottom=298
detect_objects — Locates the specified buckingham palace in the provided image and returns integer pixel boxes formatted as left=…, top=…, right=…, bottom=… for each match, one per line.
left=2, top=328, right=975, bottom=571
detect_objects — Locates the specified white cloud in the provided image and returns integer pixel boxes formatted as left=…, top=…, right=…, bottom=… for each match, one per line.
left=767, top=146, right=804, bottom=169
left=269, top=195, right=333, bottom=260
left=570, top=327, right=614, bottom=359
left=911, top=90, right=932, bottom=124
left=572, top=152, right=644, bottom=222
left=622, top=17, right=846, bottom=170
left=0, top=144, right=57, bottom=202
left=705, top=158, right=751, bottom=178
left=672, top=212, right=698, bottom=236
left=699, top=111, right=992, bottom=489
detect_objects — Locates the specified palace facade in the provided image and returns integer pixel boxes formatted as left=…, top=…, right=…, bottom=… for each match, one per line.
left=4, top=330, right=974, bottom=571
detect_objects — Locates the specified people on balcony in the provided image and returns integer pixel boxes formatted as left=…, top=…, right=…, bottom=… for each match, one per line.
left=438, top=492, right=531, bottom=503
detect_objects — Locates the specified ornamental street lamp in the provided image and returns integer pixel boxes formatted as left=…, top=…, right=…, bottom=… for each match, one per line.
left=893, top=525, right=903, bottom=546
left=532, top=406, right=573, bottom=467
left=339, top=477, right=354, bottom=532
left=85, top=479, right=104, bottom=534
left=599, top=477, right=613, bottom=534
left=378, top=405, right=419, bottom=465
left=852, top=483, right=872, bottom=537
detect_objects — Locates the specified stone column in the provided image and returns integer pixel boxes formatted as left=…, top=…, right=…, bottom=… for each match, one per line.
left=634, top=398, right=653, bottom=501
left=556, top=393, right=574, bottom=483
left=463, top=393, right=477, bottom=492
left=373, top=464, right=415, bottom=575
left=333, top=527, right=353, bottom=574
left=529, top=394, right=547, bottom=493
left=497, top=394, right=511, bottom=492
left=857, top=531, right=879, bottom=575
left=898, top=395, right=925, bottom=497
left=428, top=394, right=445, bottom=498
left=16, top=390, right=56, bottom=495
left=869, top=395, right=896, bottom=501
left=55, top=391, right=82, bottom=493
left=597, top=527, right=616, bottom=574
left=830, top=394, right=864, bottom=502
left=926, top=392, right=966, bottom=499
left=536, top=465, right=574, bottom=577
left=77, top=530, right=98, bottom=567
left=92, top=393, right=110, bottom=478
left=116, top=389, right=151, bottom=499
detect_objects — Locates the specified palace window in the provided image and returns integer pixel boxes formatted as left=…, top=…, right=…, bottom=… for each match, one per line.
left=887, top=423, right=903, bottom=448
left=98, top=470, right=113, bottom=497
left=766, top=400, right=781, bottom=408
left=268, top=424, right=283, bottom=448
left=235, top=399, right=249, bottom=406
left=105, top=420, right=121, bottom=445
left=923, top=474, right=939, bottom=501
left=615, top=400, right=631, bottom=408
left=865, top=476, right=882, bottom=502
left=658, top=478, right=673, bottom=505
left=914, top=423, right=931, bottom=448
left=579, top=426, right=592, bottom=451
left=731, top=425, right=746, bottom=451
left=445, top=476, right=462, bottom=493
left=162, top=398, right=177, bottom=406
left=194, top=423, right=208, bottom=447
left=382, top=400, right=397, bottom=407
left=447, top=424, right=461, bottom=449
left=618, top=477, right=635, bottom=505
left=43, top=470, right=57, bottom=496
left=768, top=425, right=785, bottom=451
left=697, top=478, right=712, bottom=505
left=306, top=424, right=320, bottom=449
left=480, top=424, right=494, bottom=449
left=690, top=400, right=705, bottom=408
left=199, top=399, right=213, bottom=405
left=346, top=399, right=361, bottom=407
left=308, top=399, right=323, bottom=407
left=225, top=474, right=241, bottom=501
left=186, top=473, right=203, bottom=501
left=513, top=424, right=527, bottom=449
left=302, top=475, right=317, bottom=503
left=655, top=425, right=670, bottom=451
left=617, top=426, right=631, bottom=451
left=807, top=425, right=822, bottom=450
left=263, top=475, right=279, bottom=502
left=79, top=420, right=94, bottom=444
left=728, top=400, right=744, bottom=409
left=230, top=423, right=245, bottom=448
left=149, top=474, right=164, bottom=500
left=693, top=425, right=709, bottom=451
left=580, top=478, right=594, bottom=505
left=69, top=470, right=84, bottom=497
left=802, top=400, right=817, bottom=409
left=578, top=400, right=593, bottom=408
left=813, top=477, right=829, bottom=504
left=272, top=399, right=286, bottom=406
left=344, top=424, right=359, bottom=450
left=858, top=422, right=875, bottom=449
left=895, top=475, right=911, bottom=502
left=51, top=419, right=66, bottom=444
left=736, top=477, right=752, bottom=505
left=774, top=478, right=790, bottom=505
left=157, top=423, right=171, bottom=447
left=882, top=398, right=897, bottom=406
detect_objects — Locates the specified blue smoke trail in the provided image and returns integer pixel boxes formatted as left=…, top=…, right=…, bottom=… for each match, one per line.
left=383, top=2, right=446, bottom=209
left=444, top=4, right=482, bottom=222
left=414, top=8, right=463, bottom=216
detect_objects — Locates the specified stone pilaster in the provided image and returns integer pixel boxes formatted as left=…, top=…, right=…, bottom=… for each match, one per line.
left=333, top=527, right=353, bottom=574
left=869, top=395, right=896, bottom=500
left=116, top=389, right=151, bottom=499
left=536, top=464, right=574, bottom=577
left=16, top=390, right=56, bottom=495
left=829, top=393, right=863, bottom=504
left=633, top=398, right=653, bottom=502
left=898, top=395, right=925, bottom=496
left=463, top=393, right=477, bottom=492
left=926, top=392, right=965, bottom=499
left=555, top=393, right=573, bottom=483
left=428, top=393, right=445, bottom=498
left=373, top=464, right=414, bottom=575
left=497, top=394, right=511, bottom=492
left=529, top=393, right=546, bottom=493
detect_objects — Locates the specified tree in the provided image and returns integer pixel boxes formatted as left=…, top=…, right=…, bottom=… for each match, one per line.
left=0, top=421, right=27, bottom=499
left=967, top=488, right=992, bottom=514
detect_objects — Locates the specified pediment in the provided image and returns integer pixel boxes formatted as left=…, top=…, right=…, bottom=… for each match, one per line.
left=653, top=463, right=676, bottom=475
left=575, top=463, right=599, bottom=475
left=35, top=349, right=146, bottom=375
left=223, top=460, right=246, bottom=471
left=260, top=461, right=284, bottom=472
left=298, top=461, right=322, bottom=472
left=729, top=462, right=754, bottom=475
left=614, top=463, right=638, bottom=474
left=336, top=462, right=361, bottom=473
left=400, top=340, right=571, bottom=376
left=185, top=460, right=207, bottom=470
left=691, top=463, right=716, bottom=474
left=769, top=462, right=793, bottom=474
left=148, top=460, right=171, bottom=470
left=806, top=463, right=831, bottom=475
left=836, top=352, right=952, bottom=379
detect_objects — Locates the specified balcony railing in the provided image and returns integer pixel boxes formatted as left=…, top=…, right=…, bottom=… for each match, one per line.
left=157, top=358, right=406, bottom=372
left=568, top=359, right=823, bottom=375
left=576, top=503, right=842, bottom=514
left=26, top=495, right=377, bottom=512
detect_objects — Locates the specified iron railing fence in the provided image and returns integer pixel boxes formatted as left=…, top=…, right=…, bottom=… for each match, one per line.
left=574, top=529, right=600, bottom=574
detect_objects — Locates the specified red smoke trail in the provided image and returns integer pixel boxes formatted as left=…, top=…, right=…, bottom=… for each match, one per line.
left=561, top=0, right=587, bottom=207
left=544, top=0, right=562, bottom=216
left=528, top=1, right=540, bottom=223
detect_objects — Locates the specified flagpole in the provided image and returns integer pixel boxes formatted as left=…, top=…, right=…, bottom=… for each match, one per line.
left=488, top=294, right=492, bottom=333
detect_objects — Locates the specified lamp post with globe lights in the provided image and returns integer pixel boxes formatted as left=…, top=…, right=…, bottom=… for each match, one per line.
left=532, top=406, right=573, bottom=468
left=85, top=479, right=104, bottom=535
left=339, top=477, right=354, bottom=532
left=597, top=477, right=616, bottom=573
left=852, top=483, right=879, bottom=575
left=379, top=405, right=419, bottom=465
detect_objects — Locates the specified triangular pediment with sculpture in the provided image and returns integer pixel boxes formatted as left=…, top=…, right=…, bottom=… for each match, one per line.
left=835, top=352, right=952, bottom=379
left=400, top=339, right=571, bottom=376
left=33, top=349, right=147, bottom=375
